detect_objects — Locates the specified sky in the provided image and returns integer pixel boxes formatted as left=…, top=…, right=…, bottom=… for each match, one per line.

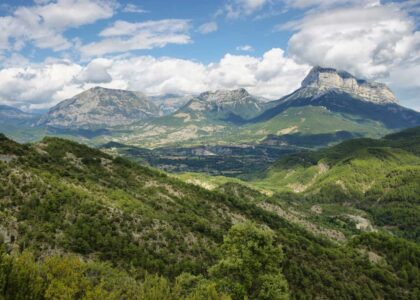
left=0, top=0, right=419, bottom=111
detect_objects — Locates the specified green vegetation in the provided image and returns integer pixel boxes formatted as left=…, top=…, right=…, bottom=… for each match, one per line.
left=96, top=106, right=389, bottom=149
left=0, top=131, right=419, bottom=299
left=176, top=127, right=420, bottom=243
left=253, top=127, right=420, bottom=242
left=209, top=222, right=289, bottom=300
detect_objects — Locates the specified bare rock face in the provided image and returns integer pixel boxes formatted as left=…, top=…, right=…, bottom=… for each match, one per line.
left=301, top=66, right=397, bottom=104
left=39, top=87, right=161, bottom=128
left=197, top=88, right=253, bottom=104
left=181, top=88, right=266, bottom=120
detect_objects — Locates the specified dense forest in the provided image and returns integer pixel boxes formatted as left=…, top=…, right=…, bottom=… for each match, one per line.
left=0, top=130, right=419, bottom=299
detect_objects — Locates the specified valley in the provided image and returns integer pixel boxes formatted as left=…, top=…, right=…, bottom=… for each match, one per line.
left=0, top=66, right=419, bottom=299
left=176, top=126, right=420, bottom=244
left=0, top=0, right=419, bottom=298
left=0, top=130, right=419, bottom=299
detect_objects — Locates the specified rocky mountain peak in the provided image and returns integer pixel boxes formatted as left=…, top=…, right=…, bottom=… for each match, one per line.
left=38, top=86, right=160, bottom=129
left=179, top=88, right=266, bottom=120
left=197, top=88, right=252, bottom=104
left=301, top=66, right=397, bottom=104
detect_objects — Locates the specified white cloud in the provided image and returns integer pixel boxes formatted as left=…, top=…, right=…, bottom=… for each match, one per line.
left=283, top=0, right=380, bottom=9
left=198, top=22, right=218, bottom=34
left=0, top=60, right=82, bottom=110
left=122, top=3, right=147, bottom=13
left=90, top=49, right=309, bottom=99
left=80, top=19, right=192, bottom=57
left=0, top=49, right=311, bottom=110
left=236, top=45, right=254, bottom=52
left=279, top=2, right=420, bottom=110
left=76, top=58, right=113, bottom=83
left=286, top=4, right=420, bottom=79
left=0, top=0, right=116, bottom=52
left=35, top=0, right=116, bottom=29
left=219, top=0, right=270, bottom=19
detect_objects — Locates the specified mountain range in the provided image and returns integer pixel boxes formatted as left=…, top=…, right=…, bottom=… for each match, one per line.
left=102, top=66, right=419, bottom=148
left=1, top=66, right=419, bottom=149
left=0, top=66, right=420, bottom=299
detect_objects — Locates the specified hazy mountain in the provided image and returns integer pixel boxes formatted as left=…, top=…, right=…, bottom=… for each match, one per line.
left=149, top=93, right=193, bottom=115
left=0, top=105, right=35, bottom=124
left=38, top=87, right=161, bottom=129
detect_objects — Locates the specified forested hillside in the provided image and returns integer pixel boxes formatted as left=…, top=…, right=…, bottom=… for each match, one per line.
left=244, top=127, right=418, bottom=241
left=0, top=132, right=419, bottom=299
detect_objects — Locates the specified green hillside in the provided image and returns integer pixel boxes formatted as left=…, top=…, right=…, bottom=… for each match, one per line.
left=261, top=131, right=418, bottom=240
left=180, top=127, right=420, bottom=243
left=1, top=133, right=419, bottom=299
left=105, top=106, right=390, bottom=149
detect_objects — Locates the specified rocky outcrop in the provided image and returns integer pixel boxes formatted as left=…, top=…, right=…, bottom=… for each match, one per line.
left=197, top=88, right=255, bottom=104
left=301, top=66, right=397, bottom=104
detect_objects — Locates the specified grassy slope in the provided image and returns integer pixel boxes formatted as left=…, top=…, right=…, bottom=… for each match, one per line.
left=0, top=105, right=391, bottom=150
left=1, top=133, right=419, bottom=299
left=98, top=106, right=390, bottom=148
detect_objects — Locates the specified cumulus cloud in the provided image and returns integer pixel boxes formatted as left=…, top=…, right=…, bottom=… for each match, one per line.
left=285, top=4, right=419, bottom=79
left=0, top=60, right=82, bottom=110
left=0, top=49, right=311, bottom=110
left=236, top=45, right=254, bottom=52
left=198, top=22, right=218, bottom=34
left=76, top=58, right=113, bottom=83
left=0, top=0, right=116, bottom=52
left=80, top=19, right=192, bottom=57
left=98, top=48, right=309, bottom=99
left=278, top=2, right=420, bottom=110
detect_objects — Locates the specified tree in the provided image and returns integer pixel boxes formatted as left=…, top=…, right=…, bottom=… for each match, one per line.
left=209, top=222, right=289, bottom=300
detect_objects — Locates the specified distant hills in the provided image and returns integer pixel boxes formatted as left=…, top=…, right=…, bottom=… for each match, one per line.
left=0, top=105, right=36, bottom=124
left=1, top=66, right=419, bottom=148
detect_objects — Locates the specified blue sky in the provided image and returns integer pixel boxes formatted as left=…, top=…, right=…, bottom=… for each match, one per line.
left=0, top=0, right=299, bottom=63
left=0, top=0, right=418, bottom=111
